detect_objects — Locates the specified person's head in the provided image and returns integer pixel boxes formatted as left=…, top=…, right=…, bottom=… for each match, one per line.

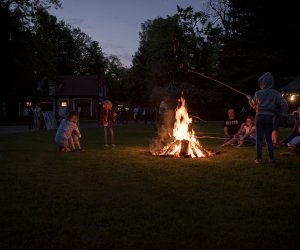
left=103, top=100, right=113, bottom=110
left=246, top=116, right=254, bottom=126
left=227, top=109, right=235, bottom=119
left=258, top=72, right=274, bottom=90
left=67, top=111, right=78, bottom=123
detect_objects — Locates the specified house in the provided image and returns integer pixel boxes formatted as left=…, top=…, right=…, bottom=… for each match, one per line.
left=0, top=75, right=112, bottom=120
left=50, top=75, right=112, bottom=119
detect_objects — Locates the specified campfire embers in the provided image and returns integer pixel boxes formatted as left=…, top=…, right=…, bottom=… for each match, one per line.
left=151, top=97, right=216, bottom=158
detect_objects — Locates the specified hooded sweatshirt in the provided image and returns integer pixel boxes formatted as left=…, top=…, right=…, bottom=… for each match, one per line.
left=252, top=72, right=288, bottom=116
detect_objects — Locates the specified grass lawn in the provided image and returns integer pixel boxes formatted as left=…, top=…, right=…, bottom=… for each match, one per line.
left=0, top=122, right=299, bottom=249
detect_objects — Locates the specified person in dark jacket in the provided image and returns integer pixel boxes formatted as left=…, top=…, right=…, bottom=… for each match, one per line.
left=247, top=72, right=288, bottom=163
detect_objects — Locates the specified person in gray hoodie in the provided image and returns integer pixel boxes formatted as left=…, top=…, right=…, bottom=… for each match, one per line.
left=247, top=72, right=288, bottom=163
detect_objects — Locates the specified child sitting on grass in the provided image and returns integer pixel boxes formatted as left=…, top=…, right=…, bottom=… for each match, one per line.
left=237, top=116, right=256, bottom=147
left=54, top=111, right=83, bottom=152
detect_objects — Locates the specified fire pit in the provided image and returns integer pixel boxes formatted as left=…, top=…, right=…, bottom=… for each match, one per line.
left=151, top=97, right=217, bottom=158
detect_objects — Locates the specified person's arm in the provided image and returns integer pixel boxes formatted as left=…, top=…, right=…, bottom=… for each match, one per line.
left=247, top=126, right=256, bottom=137
left=235, top=123, right=245, bottom=136
left=224, top=126, right=229, bottom=136
left=73, top=126, right=81, bottom=138
left=247, top=94, right=256, bottom=109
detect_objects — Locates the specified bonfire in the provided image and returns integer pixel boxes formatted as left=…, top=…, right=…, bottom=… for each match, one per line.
left=151, top=97, right=216, bottom=158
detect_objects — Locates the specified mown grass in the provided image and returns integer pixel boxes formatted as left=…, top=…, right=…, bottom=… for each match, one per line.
left=0, top=122, right=299, bottom=249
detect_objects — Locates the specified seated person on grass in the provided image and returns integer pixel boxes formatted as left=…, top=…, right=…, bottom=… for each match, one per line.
left=222, top=108, right=242, bottom=146
left=237, top=116, right=256, bottom=147
left=280, top=106, right=300, bottom=153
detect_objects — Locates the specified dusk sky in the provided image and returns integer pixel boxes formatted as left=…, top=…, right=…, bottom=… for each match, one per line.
left=50, top=0, right=209, bottom=67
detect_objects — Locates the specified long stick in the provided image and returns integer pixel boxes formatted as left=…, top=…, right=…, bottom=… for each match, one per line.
left=189, top=115, right=206, bottom=122
left=187, top=68, right=248, bottom=98
left=196, top=136, right=225, bottom=140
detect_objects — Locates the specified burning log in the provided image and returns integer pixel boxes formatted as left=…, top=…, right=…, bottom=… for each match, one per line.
left=150, top=97, right=217, bottom=158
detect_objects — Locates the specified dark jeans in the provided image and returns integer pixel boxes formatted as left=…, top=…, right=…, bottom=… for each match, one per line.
left=256, top=114, right=274, bottom=161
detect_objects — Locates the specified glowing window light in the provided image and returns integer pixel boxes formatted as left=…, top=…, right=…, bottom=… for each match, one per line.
left=25, top=101, right=32, bottom=107
left=60, top=101, right=68, bottom=107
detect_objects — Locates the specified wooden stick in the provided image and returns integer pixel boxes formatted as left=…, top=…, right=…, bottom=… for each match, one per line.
left=187, top=68, right=248, bottom=98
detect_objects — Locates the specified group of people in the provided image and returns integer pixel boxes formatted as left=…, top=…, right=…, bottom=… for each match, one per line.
left=54, top=100, right=117, bottom=152
left=223, top=110, right=256, bottom=147
left=223, top=72, right=300, bottom=163
left=54, top=72, right=300, bottom=163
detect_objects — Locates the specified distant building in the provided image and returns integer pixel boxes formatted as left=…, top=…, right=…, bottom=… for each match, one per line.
left=0, top=75, right=112, bottom=120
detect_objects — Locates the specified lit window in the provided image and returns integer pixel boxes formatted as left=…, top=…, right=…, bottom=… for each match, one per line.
left=25, top=102, right=32, bottom=107
left=60, top=101, right=68, bottom=107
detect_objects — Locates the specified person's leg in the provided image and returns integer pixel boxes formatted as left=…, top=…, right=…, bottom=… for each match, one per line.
left=272, top=130, right=277, bottom=145
left=68, top=136, right=75, bottom=150
left=104, top=126, right=109, bottom=146
left=264, top=115, right=274, bottom=161
left=223, top=136, right=238, bottom=146
left=255, top=115, right=264, bottom=161
left=109, top=127, right=115, bottom=146
left=72, top=134, right=81, bottom=150
left=288, top=136, right=300, bottom=147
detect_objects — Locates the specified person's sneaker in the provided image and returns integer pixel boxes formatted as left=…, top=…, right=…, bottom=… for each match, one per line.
left=111, top=144, right=116, bottom=147
left=78, top=148, right=85, bottom=152
left=104, top=144, right=109, bottom=147
left=254, top=159, right=262, bottom=164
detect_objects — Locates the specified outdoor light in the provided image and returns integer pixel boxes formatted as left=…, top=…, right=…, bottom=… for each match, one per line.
left=290, top=95, right=295, bottom=101
left=25, top=101, right=32, bottom=107
left=60, top=101, right=68, bottom=107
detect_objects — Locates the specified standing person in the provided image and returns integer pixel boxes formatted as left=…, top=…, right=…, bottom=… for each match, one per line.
left=69, top=120, right=84, bottom=152
left=247, top=72, right=288, bottom=164
left=54, top=111, right=81, bottom=152
left=159, top=96, right=169, bottom=124
left=28, top=106, right=34, bottom=130
left=33, top=104, right=41, bottom=130
left=100, top=100, right=117, bottom=147
left=133, top=106, right=139, bottom=123
left=222, top=108, right=241, bottom=146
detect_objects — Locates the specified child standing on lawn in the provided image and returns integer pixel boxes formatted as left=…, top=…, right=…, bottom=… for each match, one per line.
left=100, top=100, right=117, bottom=147
left=69, top=120, right=84, bottom=152
left=247, top=72, right=288, bottom=163
left=54, top=111, right=82, bottom=152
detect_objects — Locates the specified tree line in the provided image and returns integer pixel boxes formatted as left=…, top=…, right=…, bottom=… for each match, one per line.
left=1, top=0, right=300, bottom=119
left=129, top=0, right=300, bottom=118
left=0, top=0, right=126, bottom=102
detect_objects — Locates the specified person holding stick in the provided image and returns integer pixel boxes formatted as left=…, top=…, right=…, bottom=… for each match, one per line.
left=247, top=72, right=288, bottom=164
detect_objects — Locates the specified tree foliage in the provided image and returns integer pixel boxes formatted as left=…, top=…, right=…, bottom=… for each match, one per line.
left=0, top=1, right=108, bottom=99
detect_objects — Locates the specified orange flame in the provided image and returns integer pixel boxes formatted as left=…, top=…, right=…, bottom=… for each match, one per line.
left=151, top=97, right=207, bottom=158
